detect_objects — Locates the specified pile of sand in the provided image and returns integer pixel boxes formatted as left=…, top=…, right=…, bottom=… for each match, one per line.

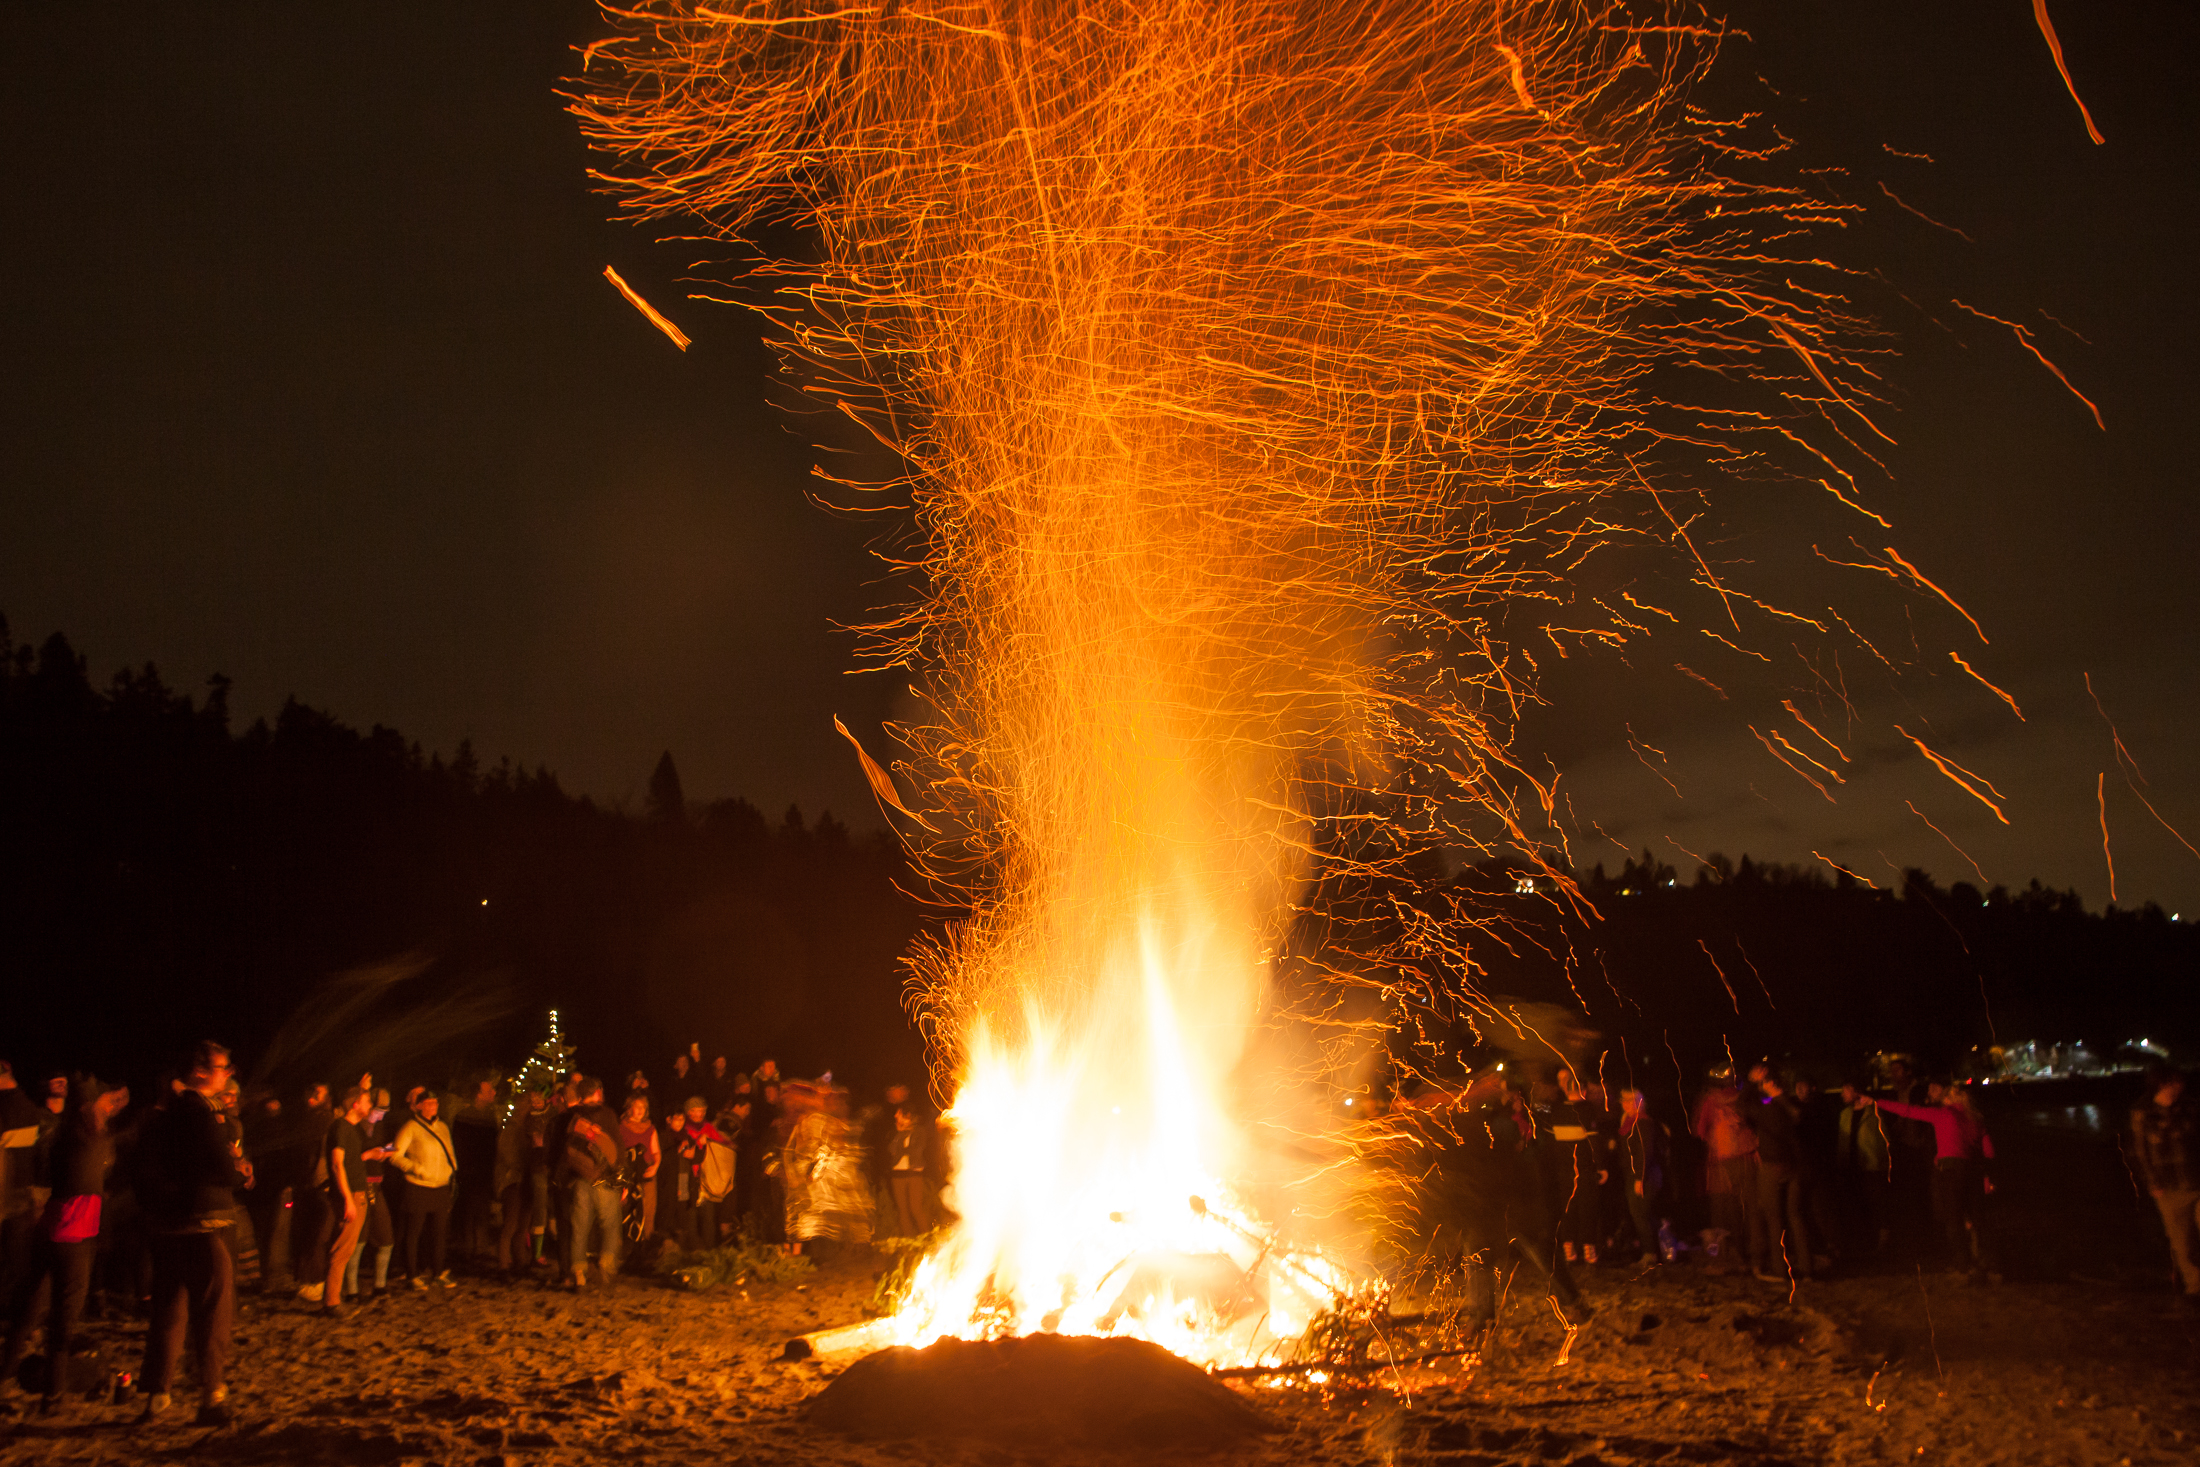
left=803, top=1335, right=1277, bottom=1447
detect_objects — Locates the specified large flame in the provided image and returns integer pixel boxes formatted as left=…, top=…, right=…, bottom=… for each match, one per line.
left=885, top=909, right=1356, bottom=1365
left=580, top=0, right=1881, bottom=1363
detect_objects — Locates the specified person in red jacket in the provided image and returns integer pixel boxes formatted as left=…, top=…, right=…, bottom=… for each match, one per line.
left=662, top=1097, right=724, bottom=1251
left=1863, top=1081, right=1994, bottom=1273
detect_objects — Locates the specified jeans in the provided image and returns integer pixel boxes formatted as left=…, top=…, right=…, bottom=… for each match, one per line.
left=245, top=1186, right=292, bottom=1290
left=343, top=1236, right=392, bottom=1298
left=141, top=1230, right=233, bottom=1398
left=567, top=1182, right=621, bottom=1279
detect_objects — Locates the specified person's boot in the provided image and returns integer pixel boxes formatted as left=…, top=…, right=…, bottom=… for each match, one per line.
left=195, top=1386, right=232, bottom=1428
left=135, top=1391, right=172, bottom=1426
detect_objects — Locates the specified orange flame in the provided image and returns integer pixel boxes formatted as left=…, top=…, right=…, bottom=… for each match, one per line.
left=576, top=0, right=1937, bottom=1362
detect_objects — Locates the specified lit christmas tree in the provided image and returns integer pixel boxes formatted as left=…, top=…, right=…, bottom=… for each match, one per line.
left=503, top=1008, right=575, bottom=1122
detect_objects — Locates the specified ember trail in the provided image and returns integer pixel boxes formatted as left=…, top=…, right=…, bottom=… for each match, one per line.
left=577, top=0, right=1889, bottom=1364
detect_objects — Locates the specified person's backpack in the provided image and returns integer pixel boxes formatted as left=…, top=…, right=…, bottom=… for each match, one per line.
left=699, top=1140, right=737, bottom=1204
left=563, top=1110, right=619, bottom=1183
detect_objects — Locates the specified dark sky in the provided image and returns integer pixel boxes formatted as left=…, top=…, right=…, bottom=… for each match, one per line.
left=6, top=3, right=2196, bottom=914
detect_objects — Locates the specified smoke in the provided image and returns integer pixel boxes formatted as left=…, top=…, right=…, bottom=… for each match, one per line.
left=249, top=955, right=521, bottom=1095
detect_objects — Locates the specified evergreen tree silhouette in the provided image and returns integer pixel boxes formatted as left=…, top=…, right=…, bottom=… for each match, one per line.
left=648, top=750, right=687, bottom=825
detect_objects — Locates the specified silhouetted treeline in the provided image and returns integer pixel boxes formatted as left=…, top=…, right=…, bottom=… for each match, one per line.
left=0, top=620, right=932, bottom=1095
left=1447, top=851, right=2199, bottom=1084
left=7, top=619, right=2192, bottom=1101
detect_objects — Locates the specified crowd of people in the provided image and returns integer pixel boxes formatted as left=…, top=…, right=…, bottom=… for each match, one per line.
left=0, top=1041, right=942, bottom=1423
left=1390, top=1055, right=2199, bottom=1338
left=0, top=1038, right=2192, bottom=1427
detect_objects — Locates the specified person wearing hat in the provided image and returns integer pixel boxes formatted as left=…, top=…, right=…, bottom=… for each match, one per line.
left=1, top=1075, right=128, bottom=1413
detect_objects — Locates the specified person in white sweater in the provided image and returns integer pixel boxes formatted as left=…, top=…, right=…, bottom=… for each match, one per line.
left=388, top=1093, right=458, bottom=1289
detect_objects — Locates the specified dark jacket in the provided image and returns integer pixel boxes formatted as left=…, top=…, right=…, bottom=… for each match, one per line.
left=49, top=1112, right=115, bottom=1203
left=451, top=1104, right=500, bottom=1191
left=1752, top=1093, right=1805, bottom=1170
left=134, top=1090, right=239, bottom=1229
left=883, top=1124, right=931, bottom=1175
left=1619, top=1113, right=1668, bottom=1194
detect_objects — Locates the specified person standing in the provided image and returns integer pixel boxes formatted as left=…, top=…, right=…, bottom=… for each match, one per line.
left=863, top=1085, right=908, bottom=1224
left=1865, top=1081, right=1995, bottom=1273
left=496, top=1089, right=549, bottom=1274
left=1691, top=1069, right=1763, bottom=1270
left=756, top=1082, right=791, bottom=1247
left=721, top=1094, right=757, bottom=1239
left=134, top=1041, right=242, bottom=1427
left=1880, top=1055, right=1937, bottom=1247
left=1751, top=1071, right=1813, bottom=1281
left=1, top=1076, right=127, bottom=1413
left=615, top=1093, right=661, bottom=1244
left=0, top=1061, right=49, bottom=1308
left=557, top=1078, right=623, bottom=1287
left=240, top=1093, right=297, bottom=1295
left=345, top=1089, right=398, bottom=1301
left=663, top=1097, right=723, bottom=1251
left=703, top=1057, right=734, bottom=1117
left=2131, top=1065, right=2198, bottom=1303
left=318, top=1088, right=374, bottom=1318
left=1616, top=1088, right=1669, bottom=1262
left=657, top=1103, right=692, bottom=1244
left=289, top=1082, right=335, bottom=1301
left=1836, top=1082, right=1891, bottom=1257
left=1792, top=1077, right=1843, bottom=1270
left=750, top=1058, right=782, bottom=1101
left=883, top=1103, right=934, bottom=1236
left=1546, top=1071, right=1606, bottom=1267
left=449, top=1078, right=500, bottom=1266
left=786, top=1086, right=874, bottom=1255
left=388, top=1091, right=458, bottom=1289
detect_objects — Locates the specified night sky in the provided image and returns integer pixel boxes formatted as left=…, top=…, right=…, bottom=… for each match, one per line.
left=6, top=3, right=2195, bottom=914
